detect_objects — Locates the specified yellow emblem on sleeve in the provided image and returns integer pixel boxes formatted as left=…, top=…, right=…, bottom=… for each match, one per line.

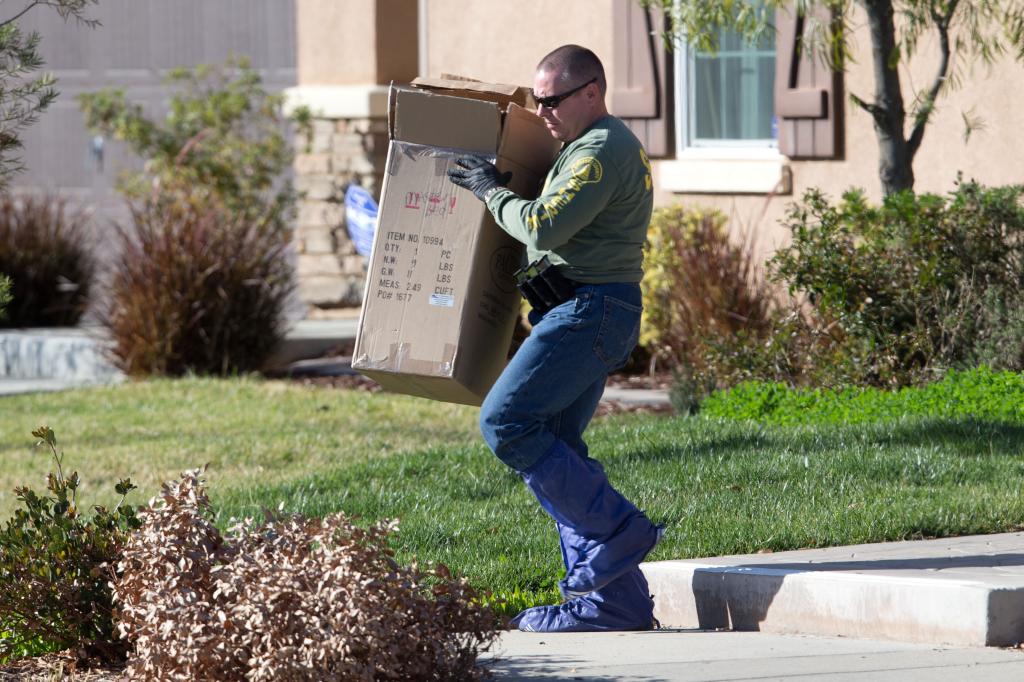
left=639, top=149, right=652, bottom=191
left=570, top=156, right=603, bottom=185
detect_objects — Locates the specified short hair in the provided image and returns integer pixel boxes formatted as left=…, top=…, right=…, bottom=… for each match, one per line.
left=536, top=44, right=607, bottom=96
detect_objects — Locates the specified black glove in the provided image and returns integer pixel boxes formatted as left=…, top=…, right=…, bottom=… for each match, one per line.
left=447, top=156, right=512, bottom=201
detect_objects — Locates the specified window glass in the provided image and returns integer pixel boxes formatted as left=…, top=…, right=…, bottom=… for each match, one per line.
left=687, top=21, right=776, bottom=146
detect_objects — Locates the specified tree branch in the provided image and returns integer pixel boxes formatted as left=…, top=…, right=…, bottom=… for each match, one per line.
left=0, top=1, right=44, bottom=30
left=908, top=0, right=959, bottom=157
left=0, top=1, right=98, bottom=30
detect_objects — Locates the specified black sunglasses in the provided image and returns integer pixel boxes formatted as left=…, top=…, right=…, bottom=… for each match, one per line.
left=533, top=77, right=597, bottom=109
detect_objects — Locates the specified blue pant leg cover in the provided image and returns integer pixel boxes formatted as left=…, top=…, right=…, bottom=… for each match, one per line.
left=480, top=283, right=662, bottom=622
left=521, top=439, right=664, bottom=598
left=510, top=523, right=655, bottom=632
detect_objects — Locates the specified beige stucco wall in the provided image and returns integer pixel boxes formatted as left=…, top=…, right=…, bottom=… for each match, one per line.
left=298, top=0, right=376, bottom=84
left=376, top=0, right=418, bottom=83
left=297, top=0, right=417, bottom=84
left=422, top=0, right=615, bottom=90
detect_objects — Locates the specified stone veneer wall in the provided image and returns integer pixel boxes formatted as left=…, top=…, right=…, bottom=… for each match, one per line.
left=292, top=115, right=389, bottom=309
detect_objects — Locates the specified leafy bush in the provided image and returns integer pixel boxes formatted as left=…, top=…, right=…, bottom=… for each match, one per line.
left=0, top=427, right=138, bottom=664
left=702, top=366, right=1024, bottom=425
left=0, top=194, right=94, bottom=327
left=79, top=57, right=304, bottom=223
left=80, top=59, right=300, bottom=375
left=0, top=273, right=10, bottom=320
left=769, top=181, right=1024, bottom=387
left=115, top=469, right=498, bottom=681
left=939, top=280, right=1024, bottom=372
left=640, top=205, right=778, bottom=381
left=104, top=194, right=292, bottom=376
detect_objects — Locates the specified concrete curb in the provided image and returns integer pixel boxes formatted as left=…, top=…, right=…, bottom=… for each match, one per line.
left=0, top=319, right=362, bottom=390
left=642, top=532, right=1024, bottom=647
left=264, top=318, right=360, bottom=369
left=601, top=386, right=672, bottom=407
left=0, top=327, right=121, bottom=382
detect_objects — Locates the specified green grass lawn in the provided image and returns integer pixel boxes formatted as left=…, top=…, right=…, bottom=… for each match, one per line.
left=3, top=377, right=1024, bottom=611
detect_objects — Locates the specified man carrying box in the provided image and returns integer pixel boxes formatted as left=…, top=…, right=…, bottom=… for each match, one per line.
left=448, top=44, right=663, bottom=633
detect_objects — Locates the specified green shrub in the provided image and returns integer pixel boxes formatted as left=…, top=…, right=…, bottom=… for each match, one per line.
left=104, top=194, right=292, bottom=376
left=702, top=366, right=1024, bottom=425
left=0, top=427, right=139, bottom=664
left=0, top=194, right=94, bottom=327
left=940, top=281, right=1024, bottom=372
left=0, top=273, right=10, bottom=320
left=79, top=57, right=304, bottom=224
left=641, top=205, right=779, bottom=387
left=80, top=59, right=300, bottom=376
left=769, top=181, right=1024, bottom=387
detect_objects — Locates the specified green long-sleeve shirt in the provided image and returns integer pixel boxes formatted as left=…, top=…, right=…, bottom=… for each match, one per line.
left=485, top=115, right=653, bottom=283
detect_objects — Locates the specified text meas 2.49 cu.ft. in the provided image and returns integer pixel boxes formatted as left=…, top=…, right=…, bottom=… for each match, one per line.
left=352, top=77, right=559, bottom=405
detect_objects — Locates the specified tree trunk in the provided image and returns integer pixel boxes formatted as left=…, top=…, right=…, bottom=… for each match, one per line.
left=861, top=0, right=914, bottom=195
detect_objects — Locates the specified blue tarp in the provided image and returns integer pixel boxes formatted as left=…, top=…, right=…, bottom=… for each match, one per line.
left=344, top=184, right=378, bottom=258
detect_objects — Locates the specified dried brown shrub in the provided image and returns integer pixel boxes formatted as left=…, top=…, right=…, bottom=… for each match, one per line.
left=104, top=190, right=292, bottom=377
left=0, top=194, right=95, bottom=327
left=114, top=470, right=497, bottom=681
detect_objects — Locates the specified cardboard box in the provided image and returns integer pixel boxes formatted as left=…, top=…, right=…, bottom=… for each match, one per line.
left=352, top=78, right=559, bottom=405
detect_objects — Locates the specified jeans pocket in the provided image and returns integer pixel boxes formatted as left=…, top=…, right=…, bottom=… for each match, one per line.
left=593, top=295, right=642, bottom=370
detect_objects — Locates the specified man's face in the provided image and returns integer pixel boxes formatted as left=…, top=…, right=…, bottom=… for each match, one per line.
left=533, top=68, right=592, bottom=143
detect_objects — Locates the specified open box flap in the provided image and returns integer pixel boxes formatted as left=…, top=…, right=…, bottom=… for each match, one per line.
left=390, top=85, right=501, bottom=152
left=412, top=75, right=533, bottom=110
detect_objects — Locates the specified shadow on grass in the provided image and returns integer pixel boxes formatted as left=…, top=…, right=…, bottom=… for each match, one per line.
left=874, top=418, right=1024, bottom=454
left=612, top=431, right=775, bottom=464
left=615, top=417, right=1024, bottom=465
left=213, top=448, right=523, bottom=524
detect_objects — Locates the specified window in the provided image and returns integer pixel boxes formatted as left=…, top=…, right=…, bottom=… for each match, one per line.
left=676, top=16, right=777, bottom=152
left=658, top=2, right=791, bottom=194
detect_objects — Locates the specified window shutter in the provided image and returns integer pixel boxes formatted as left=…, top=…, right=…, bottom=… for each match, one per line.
left=611, top=0, right=673, bottom=157
left=774, top=2, right=844, bottom=159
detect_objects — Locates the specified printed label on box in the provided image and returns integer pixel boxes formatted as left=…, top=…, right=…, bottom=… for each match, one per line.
left=429, top=293, right=455, bottom=307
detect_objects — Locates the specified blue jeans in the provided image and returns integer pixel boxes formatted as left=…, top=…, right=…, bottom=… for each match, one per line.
left=481, top=281, right=661, bottom=607
left=480, top=281, right=642, bottom=471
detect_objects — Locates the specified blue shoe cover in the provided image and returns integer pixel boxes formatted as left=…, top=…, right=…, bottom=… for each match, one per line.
left=521, top=440, right=662, bottom=597
left=559, top=524, right=664, bottom=599
left=509, top=569, right=655, bottom=633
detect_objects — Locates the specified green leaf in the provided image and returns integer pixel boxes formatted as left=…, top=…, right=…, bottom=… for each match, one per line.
left=114, top=478, right=137, bottom=496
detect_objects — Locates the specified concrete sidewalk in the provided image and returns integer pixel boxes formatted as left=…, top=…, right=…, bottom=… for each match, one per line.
left=482, top=629, right=1024, bottom=681
left=483, top=533, right=1024, bottom=680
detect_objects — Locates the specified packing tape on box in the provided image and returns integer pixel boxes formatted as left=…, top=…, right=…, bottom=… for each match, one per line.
left=390, top=141, right=497, bottom=178
left=356, top=342, right=456, bottom=378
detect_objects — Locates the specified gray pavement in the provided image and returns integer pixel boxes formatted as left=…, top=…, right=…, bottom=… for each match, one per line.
left=482, top=629, right=1024, bottom=681
left=484, top=533, right=1024, bottom=680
